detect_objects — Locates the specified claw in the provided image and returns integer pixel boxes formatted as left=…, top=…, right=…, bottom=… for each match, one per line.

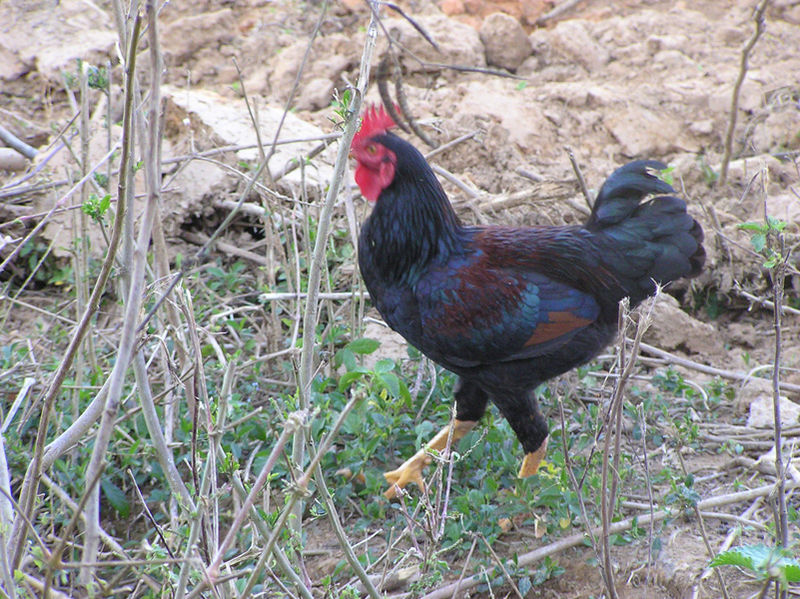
left=383, top=451, right=430, bottom=499
left=518, top=437, right=548, bottom=478
left=383, top=419, right=477, bottom=500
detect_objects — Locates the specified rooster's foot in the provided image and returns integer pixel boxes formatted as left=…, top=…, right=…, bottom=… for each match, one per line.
left=518, top=437, right=548, bottom=478
left=384, top=419, right=477, bottom=500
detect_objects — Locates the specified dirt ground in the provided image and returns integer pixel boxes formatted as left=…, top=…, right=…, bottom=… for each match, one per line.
left=1, top=0, right=799, bottom=597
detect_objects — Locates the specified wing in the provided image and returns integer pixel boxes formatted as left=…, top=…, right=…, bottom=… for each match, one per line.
left=414, top=253, right=600, bottom=369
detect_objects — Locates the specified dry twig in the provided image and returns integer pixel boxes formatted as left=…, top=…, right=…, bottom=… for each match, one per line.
left=719, top=0, right=769, bottom=185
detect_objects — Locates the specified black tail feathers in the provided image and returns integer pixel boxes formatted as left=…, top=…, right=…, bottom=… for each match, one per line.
left=587, top=160, right=674, bottom=229
left=587, top=160, right=706, bottom=303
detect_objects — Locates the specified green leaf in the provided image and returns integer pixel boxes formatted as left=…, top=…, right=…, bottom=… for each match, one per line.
left=374, top=358, right=395, bottom=374
left=377, top=372, right=400, bottom=397
left=334, top=347, right=356, bottom=371
left=518, top=576, right=532, bottom=595
left=737, top=222, right=765, bottom=232
left=750, top=232, right=766, bottom=253
left=338, top=370, right=367, bottom=391
left=658, top=166, right=675, bottom=186
left=346, top=338, right=380, bottom=354
left=784, top=563, right=800, bottom=583
left=710, top=544, right=800, bottom=585
left=766, top=216, right=787, bottom=231
left=710, top=546, right=760, bottom=570
left=100, top=478, right=130, bottom=518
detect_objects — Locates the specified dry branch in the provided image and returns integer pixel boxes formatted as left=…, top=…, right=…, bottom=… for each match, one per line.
left=421, top=481, right=800, bottom=599
left=719, top=0, right=769, bottom=185
left=0, top=123, right=37, bottom=160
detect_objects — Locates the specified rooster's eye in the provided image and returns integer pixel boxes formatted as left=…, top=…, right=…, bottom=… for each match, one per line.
left=366, top=144, right=378, bottom=155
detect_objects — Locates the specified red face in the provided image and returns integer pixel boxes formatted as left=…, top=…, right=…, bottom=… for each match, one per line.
left=351, top=139, right=396, bottom=203
left=350, top=105, right=398, bottom=203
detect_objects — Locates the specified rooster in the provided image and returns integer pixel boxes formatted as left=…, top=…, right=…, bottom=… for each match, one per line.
left=351, top=106, right=705, bottom=499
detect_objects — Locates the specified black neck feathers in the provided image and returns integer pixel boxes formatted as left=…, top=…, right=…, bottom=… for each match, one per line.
left=359, top=133, right=462, bottom=284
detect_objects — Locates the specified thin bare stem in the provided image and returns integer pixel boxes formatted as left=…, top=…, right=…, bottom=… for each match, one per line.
left=421, top=481, right=800, bottom=599
left=766, top=189, right=790, bottom=553
left=677, top=452, right=732, bottom=599
left=719, top=0, right=769, bottom=185
left=80, top=1, right=161, bottom=582
left=7, top=14, right=140, bottom=570
left=294, top=0, right=379, bottom=539
left=565, top=146, right=593, bottom=209
left=206, top=415, right=301, bottom=580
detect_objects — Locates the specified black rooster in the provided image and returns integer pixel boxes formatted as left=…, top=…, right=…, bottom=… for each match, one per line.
left=351, top=106, right=705, bottom=498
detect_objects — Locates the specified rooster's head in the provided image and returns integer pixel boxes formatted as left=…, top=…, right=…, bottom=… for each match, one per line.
left=351, top=105, right=397, bottom=202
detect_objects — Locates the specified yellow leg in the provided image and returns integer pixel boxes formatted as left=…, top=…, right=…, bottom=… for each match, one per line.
left=518, top=437, right=548, bottom=478
left=384, top=419, right=477, bottom=499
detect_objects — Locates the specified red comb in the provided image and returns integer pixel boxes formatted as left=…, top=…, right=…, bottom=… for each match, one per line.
left=353, top=104, right=396, bottom=145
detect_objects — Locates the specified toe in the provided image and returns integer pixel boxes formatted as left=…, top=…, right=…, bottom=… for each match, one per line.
left=518, top=438, right=548, bottom=478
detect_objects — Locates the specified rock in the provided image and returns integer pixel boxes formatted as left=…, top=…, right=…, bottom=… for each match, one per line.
left=0, top=148, right=28, bottom=172
left=521, top=0, right=550, bottom=26
left=35, top=31, right=117, bottom=82
left=463, top=0, right=483, bottom=14
left=163, top=86, right=335, bottom=191
left=315, top=54, right=352, bottom=83
left=708, top=78, right=763, bottom=114
left=652, top=50, right=695, bottom=69
left=746, top=389, right=800, bottom=429
left=750, top=107, right=800, bottom=154
left=479, top=13, right=531, bottom=71
left=547, top=20, right=610, bottom=72
left=0, top=0, right=116, bottom=83
left=263, top=36, right=355, bottom=101
left=295, top=77, right=334, bottom=111
left=265, top=42, right=307, bottom=97
left=0, top=44, right=29, bottom=81
left=440, top=0, right=465, bottom=16
left=763, top=193, right=800, bottom=225
left=381, top=14, right=485, bottom=76
left=453, top=79, right=553, bottom=154
left=689, top=119, right=714, bottom=136
left=161, top=157, right=227, bottom=237
left=161, top=9, right=235, bottom=62
left=340, top=0, right=368, bottom=13
left=603, top=104, right=687, bottom=156
left=646, top=34, right=690, bottom=54
left=643, top=295, right=722, bottom=358
left=784, top=6, right=800, bottom=24
left=716, top=26, right=746, bottom=45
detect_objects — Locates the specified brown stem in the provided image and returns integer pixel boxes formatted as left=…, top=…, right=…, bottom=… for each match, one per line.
left=719, top=0, right=769, bottom=185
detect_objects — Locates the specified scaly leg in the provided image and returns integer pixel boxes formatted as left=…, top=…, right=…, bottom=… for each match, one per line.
left=490, top=388, right=550, bottom=479
left=384, top=419, right=477, bottom=499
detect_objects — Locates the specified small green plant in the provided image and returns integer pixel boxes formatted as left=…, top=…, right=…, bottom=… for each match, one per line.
left=82, top=192, right=111, bottom=224
left=664, top=471, right=701, bottom=513
left=333, top=337, right=411, bottom=403
left=329, top=88, right=353, bottom=129
left=86, top=64, right=109, bottom=91
left=696, top=153, right=719, bottom=186
left=93, top=172, right=109, bottom=189
left=739, top=216, right=788, bottom=268
left=710, top=544, right=800, bottom=591
left=658, top=165, right=675, bottom=186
